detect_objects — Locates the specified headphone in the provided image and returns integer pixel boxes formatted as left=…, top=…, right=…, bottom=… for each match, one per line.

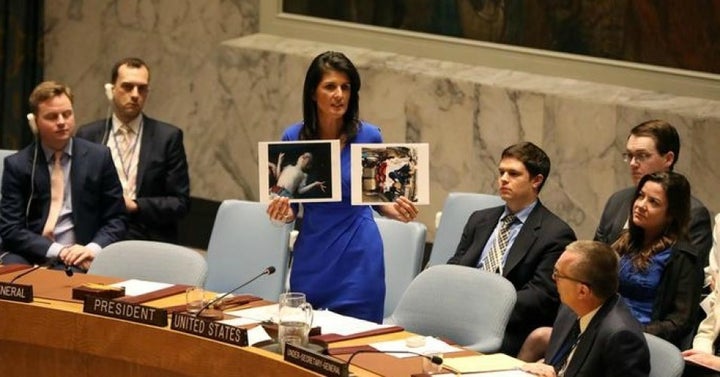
left=25, top=113, right=39, bottom=223
left=101, top=83, right=115, bottom=144
left=27, top=113, right=37, bottom=135
left=104, top=83, right=114, bottom=102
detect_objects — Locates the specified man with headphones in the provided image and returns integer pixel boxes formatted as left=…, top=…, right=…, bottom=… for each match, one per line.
left=76, top=57, right=190, bottom=244
left=0, top=81, right=126, bottom=270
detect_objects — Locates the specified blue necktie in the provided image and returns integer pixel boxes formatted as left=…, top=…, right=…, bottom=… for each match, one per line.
left=550, top=320, right=581, bottom=374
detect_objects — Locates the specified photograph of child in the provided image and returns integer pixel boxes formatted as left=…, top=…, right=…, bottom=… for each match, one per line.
left=259, top=140, right=341, bottom=203
left=351, top=143, right=429, bottom=205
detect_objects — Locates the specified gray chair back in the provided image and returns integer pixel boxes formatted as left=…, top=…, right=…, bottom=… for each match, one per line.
left=644, top=333, right=684, bottom=377
left=0, top=149, right=14, bottom=247
left=375, top=217, right=427, bottom=318
left=88, top=240, right=208, bottom=286
left=426, top=193, right=504, bottom=268
left=204, top=200, right=292, bottom=300
left=0, top=149, right=17, bottom=196
left=385, top=264, right=516, bottom=352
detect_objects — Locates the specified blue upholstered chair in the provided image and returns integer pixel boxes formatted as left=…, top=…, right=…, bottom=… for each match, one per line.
left=88, top=240, right=208, bottom=286
left=385, top=264, right=516, bottom=352
left=204, top=200, right=292, bottom=301
left=644, top=333, right=684, bottom=377
left=375, top=217, right=427, bottom=318
left=426, top=192, right=504, bottom=268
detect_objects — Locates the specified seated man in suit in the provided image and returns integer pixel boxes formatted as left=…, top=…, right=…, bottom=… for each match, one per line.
left=595, top=119, right=711, bottom=267
left=0, top=81, right=126, bottom=271
left=77, top=57, right=190, bottom=244
left=447, top=141, right=576, bottom=356
left=522, top=240, right=650, bottom=377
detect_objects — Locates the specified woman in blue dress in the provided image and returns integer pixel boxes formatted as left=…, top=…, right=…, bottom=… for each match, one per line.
left=612, top=171, right=702, bottom=348
left=267, top=51, right=419, bottom=323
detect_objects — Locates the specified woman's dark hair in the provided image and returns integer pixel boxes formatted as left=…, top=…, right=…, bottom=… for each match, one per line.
left=612, top=171, right=691, bottom=270
left=300, top=51, right=361, bottom=141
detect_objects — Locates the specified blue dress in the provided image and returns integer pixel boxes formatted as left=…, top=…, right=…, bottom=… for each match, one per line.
left=282, top=122, right=386, bottom=323
left=618, top=248, right=673, bottom=324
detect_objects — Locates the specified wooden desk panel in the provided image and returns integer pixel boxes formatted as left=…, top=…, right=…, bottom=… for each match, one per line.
left=2, top=269, right=480, bottom=376
left=0, top=268, right=381, bottom=376
left=0, top=299, right=320, bottom=377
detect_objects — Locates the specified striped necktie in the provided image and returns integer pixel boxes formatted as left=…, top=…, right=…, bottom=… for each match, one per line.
left=480, top=214, right=516, bottom=274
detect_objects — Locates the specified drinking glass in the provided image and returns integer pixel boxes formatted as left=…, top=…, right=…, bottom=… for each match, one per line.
left=185, top=286, right=206, bottom=314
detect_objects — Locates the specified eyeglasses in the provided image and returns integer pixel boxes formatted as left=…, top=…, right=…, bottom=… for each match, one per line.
left=119, top=82, right=149, bottom=94
left=622, top=152, right=654, bottom=164
left=552, top=268, right=592, bottom=287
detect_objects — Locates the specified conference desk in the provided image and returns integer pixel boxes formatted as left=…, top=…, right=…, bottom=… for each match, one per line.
left=0, top=267, right=470, bottom=377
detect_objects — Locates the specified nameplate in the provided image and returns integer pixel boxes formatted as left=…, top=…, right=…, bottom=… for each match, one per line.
left=284, top=343, right=348, bottom=377
left=83, top=296, right=167, bottom=327
left=170, top=312, right=248, bottom=346
left=0, top=282, right=33, bottom=303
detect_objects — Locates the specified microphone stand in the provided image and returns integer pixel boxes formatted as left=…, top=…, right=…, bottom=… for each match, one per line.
left=343, top=349, right=444, bottom=375
left=194, top=266, right=276, bottom=319
left=10, top=260, right=75, bottom=284
left=10, top=265, right=42, bottom=284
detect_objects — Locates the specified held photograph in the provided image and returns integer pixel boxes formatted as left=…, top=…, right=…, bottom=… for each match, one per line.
left=258, top=140, right=341, bottom=203
left=350, top=143, right=430, bottom=205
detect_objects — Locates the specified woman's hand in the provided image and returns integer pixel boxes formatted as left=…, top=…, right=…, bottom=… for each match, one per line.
left=267, top=197, right=295, bottom=224
left=683, top=349, right=720, bottom=371
left=379, top=196, right=419, bottom=223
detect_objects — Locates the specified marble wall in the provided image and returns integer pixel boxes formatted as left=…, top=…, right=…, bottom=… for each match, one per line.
left=44, top=1, right=719, bottom=243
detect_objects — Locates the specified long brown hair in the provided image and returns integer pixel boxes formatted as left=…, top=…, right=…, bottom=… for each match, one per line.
left=612, top=171, right=691, bottom=270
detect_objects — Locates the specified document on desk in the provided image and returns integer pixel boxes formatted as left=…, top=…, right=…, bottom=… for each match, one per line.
left=111, top=279, right=173, bottom=296
left=226, top=304, right=279, bottom=323
left=442, top=354, right=525, bottom=374
left=246, top=325, right=273, bottom=345
left=313, top=309, right=395, bottom=336
left=432, top=371, right=532, bottom=376
left=370, top=337, right=463, bottom=358
left=225, top=306, right=395, bottom=336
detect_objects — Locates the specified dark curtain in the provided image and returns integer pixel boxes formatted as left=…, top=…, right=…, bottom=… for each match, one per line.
left=0, top=0, right=43, bottom=150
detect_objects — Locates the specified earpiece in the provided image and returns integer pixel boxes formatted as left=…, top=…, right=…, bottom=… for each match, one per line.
left=26, top=113, right=37, bottom=135
left=104, top=83, right=114, bottom=102
left=101, top=83, right=115, bottom=144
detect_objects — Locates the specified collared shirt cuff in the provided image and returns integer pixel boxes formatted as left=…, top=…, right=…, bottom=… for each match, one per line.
left=87, top=243, right=102, bottom=255
left=46, top=242, right=66, bottom=259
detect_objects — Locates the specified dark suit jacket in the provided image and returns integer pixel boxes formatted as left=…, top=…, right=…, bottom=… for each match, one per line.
left=594, top=187, right=712, bottom=262
left=0, top=139, right=127, bottom=264
left=545, top=298, right=650, bottom=377
left=447, top=201, right=577, bottom=355
left=76, top=115, right=190, bottom=243
left=644, top=240, right=702, bottom=347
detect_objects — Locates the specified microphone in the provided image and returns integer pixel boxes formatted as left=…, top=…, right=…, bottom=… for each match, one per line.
left=10, top=261, right=75, bottom=283
left=10, top=265, right=42, bottom=284
left=344, top=349, right=443, bottom=369
left=195, top=266, right=276, bottom=317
